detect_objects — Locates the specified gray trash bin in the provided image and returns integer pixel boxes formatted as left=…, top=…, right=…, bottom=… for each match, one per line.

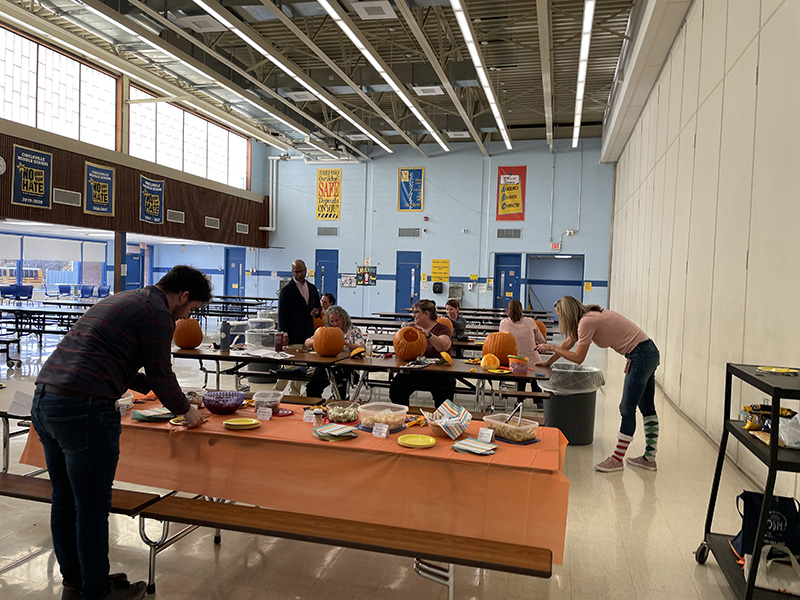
left=539, top=364, right=605, bottom=446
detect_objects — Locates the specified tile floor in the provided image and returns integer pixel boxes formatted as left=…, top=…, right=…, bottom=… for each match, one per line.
left=0, top=336, right=750, bottom=599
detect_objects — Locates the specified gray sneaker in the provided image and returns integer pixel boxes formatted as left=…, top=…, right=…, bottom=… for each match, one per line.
left=627, top=455, right=658, bottom=471
left=594, top=456, right=624, bottom=472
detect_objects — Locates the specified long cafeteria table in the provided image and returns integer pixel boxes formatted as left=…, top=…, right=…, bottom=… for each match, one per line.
left=20, top=399, right=570, bottom=566
left=352, top=317, right=558, bottom=337
left=0, top=305, right=86, bottom=344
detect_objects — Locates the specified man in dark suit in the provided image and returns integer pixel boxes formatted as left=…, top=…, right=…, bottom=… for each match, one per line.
left=278, top=259, right=321, bottom=345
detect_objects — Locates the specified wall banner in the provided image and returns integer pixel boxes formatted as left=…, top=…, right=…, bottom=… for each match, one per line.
left=496, top=165, right=526, bottom=221
left=140, top=176, right=164, bottom=224
left=356, top=266, right=377, bottom=286
left=84, top=162, right=115, bottom=216
left=12, top=145, right=52, bottom=209
left=398, top=167, right=424, bottom=211
left=431, top=259, right=450, bottom=282
left=316, top=168, right=341, bottom=220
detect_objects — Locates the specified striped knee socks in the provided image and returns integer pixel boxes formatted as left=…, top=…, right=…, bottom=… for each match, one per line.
left=612, top=432, right=634, bottom=462
left=643, top=415, right=659, bottom=460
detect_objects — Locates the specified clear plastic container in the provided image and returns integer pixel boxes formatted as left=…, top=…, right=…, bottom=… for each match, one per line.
left=253, top=390, right=282, bottom=411
left=483, top=413, right=539, bottom=442
left=358, top=402, right=408, bottom=429
left=326, top=401, right=360, bottom=424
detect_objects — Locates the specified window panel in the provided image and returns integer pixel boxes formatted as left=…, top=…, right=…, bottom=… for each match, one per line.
left=80, top=65, right=116, bottom=150
left=228, top=132, right=248, bottom=190
left=183, top=111, right=207, bottom=177
left=207, top=122, right=228, bottom=184
left=129, top=86, right=156, bottom=162
left=156, top=101, right=183, bottom=170
left=37, top=46, right=80, bottom=139
left=0, top=29, right=37, bottom=127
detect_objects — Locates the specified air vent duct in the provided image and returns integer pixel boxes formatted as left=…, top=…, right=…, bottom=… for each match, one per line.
left=398, top=228, right=421, bottom=238
left=166, top=210, right=185, bottom=224
left=53, top=188, right=81, bottom=207
left=236, top=223, right=249, bottom=234
left=497, top=228, right=521, bottom=239
left=317, top=227, right=339, bottom=236
left=205, top=216, right=220, bottom=229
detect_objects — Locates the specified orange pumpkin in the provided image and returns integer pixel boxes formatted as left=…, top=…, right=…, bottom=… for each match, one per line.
left=482, top=331, right=517, bottom=366
left=313, top=315, right=325, bottom=330
left=481, top=353, right=500, bottom=370
left=534, top=320, right=547, bottom=340
left=393, top=326, right=427, bottom=361
left=436, top=317, right=454, bottom=336
left=173, top=318, right=203, bottom=349
left=313, top=326, right=345, bottom=357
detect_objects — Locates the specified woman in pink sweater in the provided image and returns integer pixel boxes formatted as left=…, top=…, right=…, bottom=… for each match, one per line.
left=499, top=300, right=545, bottom=393
left=536, top=296, right=660, bottom=473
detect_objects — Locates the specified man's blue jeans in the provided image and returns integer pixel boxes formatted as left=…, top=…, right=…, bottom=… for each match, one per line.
left=619, top=339, right=660, bottom=436
left=31, top=388, right=121, bottom=600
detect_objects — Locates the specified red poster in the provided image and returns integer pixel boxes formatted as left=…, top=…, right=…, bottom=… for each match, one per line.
left=496, top=166, right=526, bottom=221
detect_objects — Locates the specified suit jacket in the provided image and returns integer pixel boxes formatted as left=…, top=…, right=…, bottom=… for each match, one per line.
left=278, top=279, right=321, bottom=344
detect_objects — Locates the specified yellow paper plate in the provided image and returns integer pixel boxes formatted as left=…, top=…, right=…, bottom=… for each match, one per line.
left=397, top=434, right=437, bottom=449
left=757, top=366, right=799, bottom=375
left=169, top=416, right=208, bottom=426
left=223, top=418, right=261, bottom=430
left=489, top=369, right=508, bottom=374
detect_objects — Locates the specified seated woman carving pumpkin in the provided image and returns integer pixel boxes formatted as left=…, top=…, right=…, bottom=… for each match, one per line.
left=389, top=299, right=455, bottom=408
left=304, top=305, right=364, bottom=399
left=499, top=299, right=545, bottom=395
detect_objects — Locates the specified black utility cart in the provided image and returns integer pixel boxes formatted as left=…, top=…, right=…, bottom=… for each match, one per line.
left=696, top=363, right=800, bottom=599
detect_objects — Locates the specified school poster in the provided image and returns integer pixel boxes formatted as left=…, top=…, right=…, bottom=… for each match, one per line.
left=398, top=167, right=424, bottom=211
left=316, top=168, right=341, bottom=220
left=12, top=145, right=52, bottom=209
left=84, top=162, right=115, bottom=216
left=496, top=165, right=526, bottom=221
left=140, top=176, right=164, bottom=224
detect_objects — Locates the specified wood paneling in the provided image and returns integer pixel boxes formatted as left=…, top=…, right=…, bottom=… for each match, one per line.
left=0, top=131, right=270, bottom=248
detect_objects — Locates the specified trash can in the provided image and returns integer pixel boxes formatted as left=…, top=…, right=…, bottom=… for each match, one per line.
left=539, top=364, right=605, bottom=445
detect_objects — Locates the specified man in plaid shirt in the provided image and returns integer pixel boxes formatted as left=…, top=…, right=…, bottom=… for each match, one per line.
left=31, top=265, right=212, bottom=600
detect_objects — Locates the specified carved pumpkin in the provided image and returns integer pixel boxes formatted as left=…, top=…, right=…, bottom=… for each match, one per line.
left=393, top=326, right=427, bottom=361
left=313, top=316, right=326, bottom=330
left=436, top=317, right=454, bottom=336
left=534, top=320, right=547, bottom=340
left=481, top=353, right=500, bottom=370
left=440, top=352, right=453, bottom=365
left=173, top=318, right=203, bottom=349
left=313, top=326, right=345, bottom=357
left=482, top=331, right=517, bottom=366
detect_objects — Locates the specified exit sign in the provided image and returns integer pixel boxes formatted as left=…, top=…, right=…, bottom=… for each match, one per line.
left=551, top=242, right=561, bottom=250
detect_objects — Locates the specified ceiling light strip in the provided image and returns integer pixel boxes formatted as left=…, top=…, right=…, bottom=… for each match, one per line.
left=317, top=0, right=449, bottom=152
left=449, top=0, right=511, bottom=150
left=572, top=0, right=596, bottom=148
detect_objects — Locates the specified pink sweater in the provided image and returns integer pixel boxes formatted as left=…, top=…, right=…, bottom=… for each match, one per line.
left=576, top=310, right=648, bottom=356
left=499, top=317, right=546, bottom=363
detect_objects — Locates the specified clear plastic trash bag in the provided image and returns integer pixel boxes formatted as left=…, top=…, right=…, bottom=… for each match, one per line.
left=538, top=363, right=605, bottom=395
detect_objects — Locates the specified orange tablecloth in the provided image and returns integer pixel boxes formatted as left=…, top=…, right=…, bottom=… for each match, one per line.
left=22, top=402, right=569, bottom=563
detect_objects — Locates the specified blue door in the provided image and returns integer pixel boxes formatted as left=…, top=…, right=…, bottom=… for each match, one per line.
left=125, top=253, right=143, bottom=291
left=315, top=249, right=339, bottom=298
left=395, top=251, right=421, bottom=312
left=224, top=247, right=246, bottom=297
left=493, top=253, right=521, bottom=309
left=526, top=254, right=585, bottom=310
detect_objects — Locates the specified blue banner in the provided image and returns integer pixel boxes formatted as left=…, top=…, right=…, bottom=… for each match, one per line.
left=84, top=162, right=115, bottom=216
left=398, top=167, right=424, bottom=212
left=140, top=175, right=164, bottom=224
left=12, top=145, right=52, bottom=209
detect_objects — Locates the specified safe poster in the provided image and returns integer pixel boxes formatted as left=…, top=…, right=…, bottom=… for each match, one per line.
left=12, top=145, right=52, bottom=209
left=316, top=168, right=341, bottom=220
left=84, top=162, right=115, bottom=216
left=496, top=165, right=526, bottom=221
left=398, top=167, right=424, bottom=211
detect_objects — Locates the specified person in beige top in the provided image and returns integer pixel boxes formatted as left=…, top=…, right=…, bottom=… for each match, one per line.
left=536, top=296, right=660, bottom=473
left=499, top=300, right=545, bottom=394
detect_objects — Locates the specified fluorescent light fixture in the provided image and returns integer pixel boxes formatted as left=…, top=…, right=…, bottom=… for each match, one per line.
left=449, top=0, right=511, bottom=149
left=190, top=0, right=235, bottom=30
left=305, top=137, right=340, bottom=160
left=572, top=0, right=595, bottom=148
left=554, top=255, right=573, bottom=259
left=79, top=3, right=138, bottom=37
left=318, top=0, right=448, bottom=151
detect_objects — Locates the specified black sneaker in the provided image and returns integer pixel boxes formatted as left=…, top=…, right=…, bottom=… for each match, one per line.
left=103, top=581, right=147, bottom=600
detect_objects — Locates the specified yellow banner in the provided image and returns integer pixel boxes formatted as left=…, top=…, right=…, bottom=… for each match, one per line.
left=316, top=169, right=341, bottom=220
left=431, top=259, right=450, bottom=282
left=498, top=174, right=522, bottom=216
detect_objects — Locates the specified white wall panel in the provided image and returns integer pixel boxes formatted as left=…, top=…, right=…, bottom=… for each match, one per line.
left=647, top=158, right=666, bottom=343
left=726, top=0, right=760, bottom=71
left=705, top=42, right=757, bottom=441
left=698, top=0, right=727, bottom=103
left=681, top=2, right=702, bottom=128
left=745, top=0, right=800, bottom=368
left=681, top=87, right=723, bottom=429
left=655, top=144, right=678, bottom=387
left=655, top=79, right=670, bottom=161
left=667, top=34, right=685, bottom=148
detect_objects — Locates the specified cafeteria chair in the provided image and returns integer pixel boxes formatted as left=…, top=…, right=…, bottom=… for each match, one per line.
left=43, top=285, right=61, bottom=298
left=13, top=285, right=33, bottom=304
left=1, top=285, right=17, bottom=303
left=58, top=284, right=73, bottom=298
left=97, top=285, right=110, bottom=298
left=79, top=284, right=95, bottom=299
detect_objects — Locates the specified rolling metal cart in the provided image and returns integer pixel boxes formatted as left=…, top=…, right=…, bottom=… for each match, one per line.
left=695, top=363, right=800, bottom=599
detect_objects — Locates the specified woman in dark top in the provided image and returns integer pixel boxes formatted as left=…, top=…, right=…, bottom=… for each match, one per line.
left=389, top=299, right=454, bottom=408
